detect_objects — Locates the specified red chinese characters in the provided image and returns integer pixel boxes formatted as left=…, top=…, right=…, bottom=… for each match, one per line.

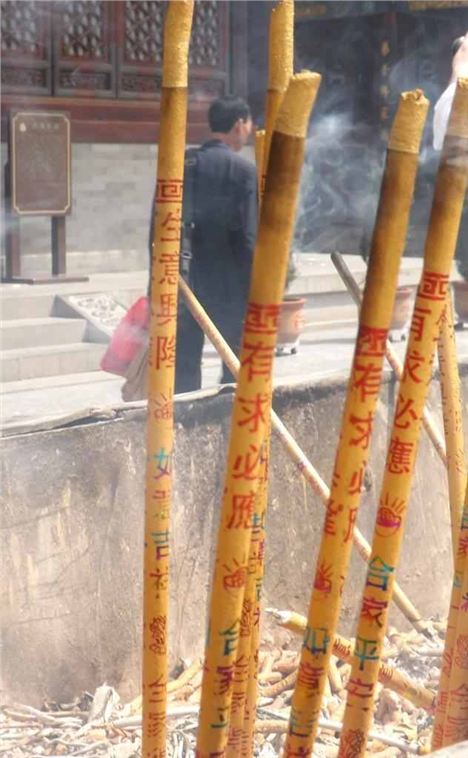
left=160, top=208, right=182, bottom=242
left=156, top=292, right=177, bottom=327
left=214, top=664, right=234, bottom=695
left=244, top=302, right=281, bottom=335
left=156, top=178, right=183, bottom=204
left=403, top=349, right=425, bottom=384
left=347, top=676, right=374, bottom=699
left=158, top=251, right=179, bottom=285
left=314, top=562, right=333, bottom=594
left=226, top=492, right=256, bottom=529
left=418, top=270, right=449, bottom=302
left=153, top=335, right=176, bottom=370
left=338, top=728, right=366, bottom=758
left=233, top=444, right=262, bottom=481
left=324, top=499, right=344, bottom=536
left=387, top=436, right=414, bottom=475
left=237, top=393, right=269, bottom=432
left=349, top=411, right=374, bottom=450
left=348, top=464, right=367, bottom=495
left=352, top=362, right=382, bottom=402
left=394, top=393, right=418, bottom=429
left=410, top=305, right=432, bottom=342
left=241, top=340, right=275, bottom=382
left=297, top=661, right=325, bottom=691
left=355, top=325, right=387, bottom=357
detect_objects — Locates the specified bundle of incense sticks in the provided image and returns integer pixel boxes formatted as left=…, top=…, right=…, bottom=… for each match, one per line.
left=143, top=3, right=468, bottom=756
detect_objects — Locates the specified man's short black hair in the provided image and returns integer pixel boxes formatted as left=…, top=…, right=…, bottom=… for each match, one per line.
left=208, top=95, right=251, bottom=133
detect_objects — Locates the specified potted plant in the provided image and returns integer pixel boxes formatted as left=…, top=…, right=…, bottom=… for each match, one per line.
left=277, top=253, right=306, bottom=355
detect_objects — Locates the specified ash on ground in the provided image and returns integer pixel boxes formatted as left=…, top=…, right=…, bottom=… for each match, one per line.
left=0, top=618, right=446, bottom=757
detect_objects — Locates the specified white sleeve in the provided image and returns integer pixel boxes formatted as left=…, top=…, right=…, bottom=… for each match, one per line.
left=433, top=82, right=457, bottom=151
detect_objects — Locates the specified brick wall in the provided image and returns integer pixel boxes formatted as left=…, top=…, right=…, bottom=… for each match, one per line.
left=1, top=143, right=255, bottom=277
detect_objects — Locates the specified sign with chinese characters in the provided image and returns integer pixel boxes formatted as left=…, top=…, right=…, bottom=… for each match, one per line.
left=11, top=111, right=71, bottom=216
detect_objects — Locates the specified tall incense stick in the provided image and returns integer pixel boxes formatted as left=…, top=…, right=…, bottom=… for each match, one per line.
left=196, top=72, right=321, bottom=758
left=142, top=3, right=194, bottom=756
left=284, top=89, right=429, bottom=758
left=338, top=77, right=468, bottom=758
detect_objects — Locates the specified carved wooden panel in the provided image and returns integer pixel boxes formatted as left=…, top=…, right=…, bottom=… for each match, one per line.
left=1, top=0, right=52, bottom=94
left=124, top=1, right=164, bottom=65
left=59, top=1, right=107, bottom=58
left=117, top=0, right=228, bottom=100
left=52, top=1, right=115, bottom=97
left=190, top=1, right=221, bottom=67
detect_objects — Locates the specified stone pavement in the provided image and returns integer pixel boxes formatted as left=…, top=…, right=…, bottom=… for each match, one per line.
left=3, top=321, right=468, bottom=433
left=1, top=253, right=465, bottom=432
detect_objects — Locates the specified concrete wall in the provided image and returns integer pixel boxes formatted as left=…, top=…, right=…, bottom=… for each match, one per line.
left=1, top=371, right=463, bottom=705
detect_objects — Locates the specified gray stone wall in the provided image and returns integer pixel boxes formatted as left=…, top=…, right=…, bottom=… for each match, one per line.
left=1, top=143, right=256, bottom=277
left=1, top=371, right=462, bottom=704
left=1, top=143, right=157, bottom=276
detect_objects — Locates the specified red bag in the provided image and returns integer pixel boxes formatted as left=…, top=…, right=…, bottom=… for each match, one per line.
left=100, top=296, right=150, bottom=376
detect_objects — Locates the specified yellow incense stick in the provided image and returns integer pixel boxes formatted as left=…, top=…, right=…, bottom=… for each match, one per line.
left=263, top=0, right=294, bottom=178
left=338, top=78, right=468, bottom=758
left=231, top=8, right=295, bottom=753
left=432, top=490, right=468, bottom=748
left=284, top=89, right=429, bottom=758
left=178, top=274, right=426, bottom=633
left=225, top=443, right=268, bottom=757
left=142, top=3, right=194, bottom=756
left=437, top=292, right=467, bottom=564
left=443, top=518, right=468, bottom=747
left=271, top=609, right=435, bottom=713
left=195, top=72, right=321, bottom=758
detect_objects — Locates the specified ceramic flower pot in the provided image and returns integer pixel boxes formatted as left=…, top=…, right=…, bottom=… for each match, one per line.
left=452, top=280, right=468, bottom=324
left=391, top=286, right=415, bottom=332
left=276, top=295, right=306, bottom=354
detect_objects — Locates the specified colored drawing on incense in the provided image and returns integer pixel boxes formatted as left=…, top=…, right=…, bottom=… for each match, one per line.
left=338, top=78, right=468, bottom=758
left=143, top=3, right=194, bottom=757
left=195, top=72, right=321, bottom=758
left=284, top=89, right=429, bottom=758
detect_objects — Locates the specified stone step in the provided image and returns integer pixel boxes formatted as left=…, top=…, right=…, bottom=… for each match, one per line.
left=1, top=342, right=107, bottom=383
left=0, top=369, right=119, bottom=395
left=1, top=291, right=56, bottom=320
left=1, top=317, right=87, bottom=350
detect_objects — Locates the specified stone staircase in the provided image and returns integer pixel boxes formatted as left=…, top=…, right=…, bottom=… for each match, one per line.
left=0, top=292, right=106, bottom=384
left=0, top=272, right=148, bottom=392
left=0, top=256, right=435, bottom=410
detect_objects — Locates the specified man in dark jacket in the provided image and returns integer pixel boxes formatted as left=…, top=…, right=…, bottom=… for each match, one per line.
left=149, top=95, right=257, bottom=393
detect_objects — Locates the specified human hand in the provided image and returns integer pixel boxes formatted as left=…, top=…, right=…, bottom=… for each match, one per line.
left=451, top=33, right=468, bottom=81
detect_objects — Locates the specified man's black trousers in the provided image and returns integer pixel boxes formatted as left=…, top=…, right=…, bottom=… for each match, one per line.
left=175, top=298, right=244, bottom=393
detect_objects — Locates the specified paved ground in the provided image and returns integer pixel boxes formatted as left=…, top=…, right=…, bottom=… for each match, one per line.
left=3, top=319, right=468, bottom=432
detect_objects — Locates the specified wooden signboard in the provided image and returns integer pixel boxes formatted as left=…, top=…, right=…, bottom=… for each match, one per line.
left=11, top=111, right=71, bottom=216
left=3, top=110, right=85, bottom=282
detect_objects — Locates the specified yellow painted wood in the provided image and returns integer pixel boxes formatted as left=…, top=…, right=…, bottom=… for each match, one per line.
left=284, top=89, right=429, bottom=758
left=195, top=72, right=321, bottom=758
left=438, top=292, right=467, bottom=564
left=142, top=4, right=194, bottom=757
left=338, top=78, right=468, bottom=758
